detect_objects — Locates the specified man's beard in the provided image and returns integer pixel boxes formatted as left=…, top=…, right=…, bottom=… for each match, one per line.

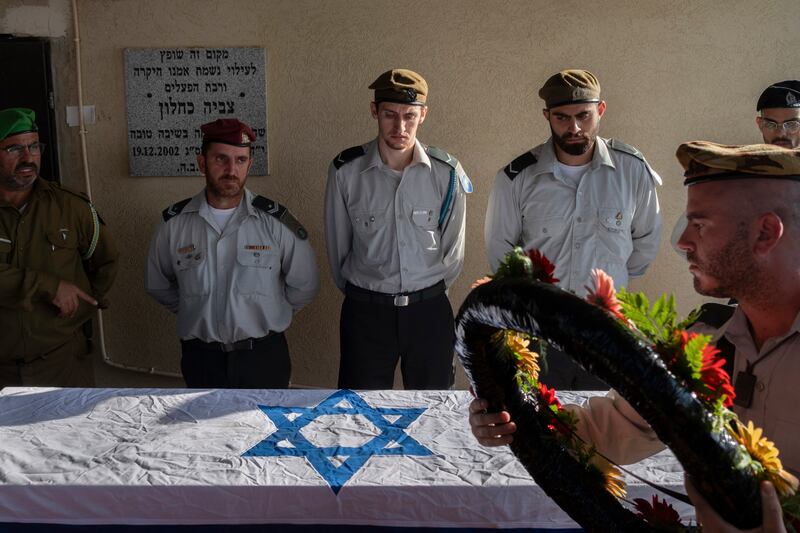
left=551, top=127, right=593, bottom=156
left=208, top=175, right=244, bottom=197
left=1, top=162, right=39, bottom=190
left=686, top=224, right=760, bottom=299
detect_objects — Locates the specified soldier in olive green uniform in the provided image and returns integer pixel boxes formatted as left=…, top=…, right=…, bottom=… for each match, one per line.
left=0, top=108, right=119, bottom=387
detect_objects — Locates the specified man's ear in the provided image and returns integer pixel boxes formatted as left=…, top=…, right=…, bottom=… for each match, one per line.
left=197, top=154, right=206, bottom=175
left=370, top=102, right=378, bottom=119
left=419, top=105, right=428, bottom=124
left=754, top=212, right=784, bottom=255
left=596, top=100, right=607, bottom=118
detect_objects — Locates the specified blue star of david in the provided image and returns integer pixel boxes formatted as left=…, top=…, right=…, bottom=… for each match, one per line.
left=243, top=389, right=432, bottom=494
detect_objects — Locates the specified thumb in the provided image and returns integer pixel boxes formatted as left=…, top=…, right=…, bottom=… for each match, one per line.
left=76, top=288, right=98, bottom=306
left=759, top=481, right=786, bottom=532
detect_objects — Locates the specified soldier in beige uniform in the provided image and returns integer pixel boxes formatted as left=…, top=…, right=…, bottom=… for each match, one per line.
left=325, top=69, right=471, bottom=390
left=485, top=69, right=662, bottom=389
left=146, top=118, right=319, bottom=388
left=0, top=107, right=118, bottom=387
left=469, top=142, right=800, bottom=530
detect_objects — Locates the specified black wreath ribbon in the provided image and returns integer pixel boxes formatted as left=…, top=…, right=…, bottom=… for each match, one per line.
left=455, top=276, right=762, bottom=531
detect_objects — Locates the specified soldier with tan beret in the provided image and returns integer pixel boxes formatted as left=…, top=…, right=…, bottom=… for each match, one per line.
left=485, top=69, right=662, bottom=389
left=325, top=68, right=472, bottom=389
left=471, top=141, right=800, bottom=530
left=0, top=107, right=119, bottom=387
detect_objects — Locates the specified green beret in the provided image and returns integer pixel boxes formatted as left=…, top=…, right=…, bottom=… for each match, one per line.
left=676, top=141, right=800, bottom=186
left=0, top=108, right=37, bottom=141
left=200, top=118, right=255, bottom=147
left=756, top=80, right=800, bottom=111
left=539, top=69, right=601, bottom=109
left=369, top=69, right=428, bottom=106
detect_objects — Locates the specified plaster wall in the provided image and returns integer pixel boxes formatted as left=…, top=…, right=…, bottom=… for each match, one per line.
left=1, top=0, right=797, bottom=388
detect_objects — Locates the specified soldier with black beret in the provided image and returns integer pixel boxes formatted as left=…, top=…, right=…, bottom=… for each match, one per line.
left=325, top=68, right=472, bottom=390
left=0, top=107, right=119, bottom=387
left=145, top=118, right=319, bottom=388
left=756, top=80, right=800, bottom=149
left=484, top=69, right=663, bottom=390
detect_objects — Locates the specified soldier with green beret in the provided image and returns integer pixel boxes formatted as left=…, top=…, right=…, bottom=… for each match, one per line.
left=756, top=80, right=800, bottom=149
left=484, top=69, right=663, bottom=390
left=0, top=107, right=119, bottom=387
left=325, top=68, right=472, bottom=390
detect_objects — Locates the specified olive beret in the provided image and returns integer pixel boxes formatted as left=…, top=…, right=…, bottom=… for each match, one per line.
left=538, top=69, right=601, bottom=109
left=369, top=69, right=428, bottom=106
left=756, top=80, right=800, bottom=111
left=200, top=118, right=256, bottom=147
left=0, top=107, right=38, bottom=142
left=676, top=141, right=800, bottom=185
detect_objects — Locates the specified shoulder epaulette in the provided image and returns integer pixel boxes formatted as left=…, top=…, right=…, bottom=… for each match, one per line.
left=252, top=195, right=308, bottom=240
left=426, top=145, right=460, bottom=170
left=607, top=139, right=645, bottom=162
left=693, top=302, right=736, bottom=329
left=162, top=197, right=192, bottom=222
left=55, top=184, right=102, bottom=259
left=503, top=151, right=538, bottom=180
left=57, top=184, right=91, bottom=203
left=332, top=145, right=366, bottom=169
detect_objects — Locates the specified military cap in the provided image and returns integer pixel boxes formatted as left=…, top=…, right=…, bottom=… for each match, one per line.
left=200, top=118, right=256, bottom=147
left=756, top=80, right=800, bottom=110
left=369, top=69, right=428, bottom=106
left=539, top=69, right=601, bottom=109
left=0, top=107, right=38, bottom=141
left=676, top=141, right=800, bottom=185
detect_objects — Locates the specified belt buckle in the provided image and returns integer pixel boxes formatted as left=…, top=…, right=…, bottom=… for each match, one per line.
left=221, top=342, right=237, bottom=353
left=393, top=294, right=409, bottom=307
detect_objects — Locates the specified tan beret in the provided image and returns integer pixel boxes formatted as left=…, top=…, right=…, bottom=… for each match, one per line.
left=676, top=141, right=800, bottom=185
left=369, top=69, right=428, bottom=106
left=538, top=69, right=601, bottom=109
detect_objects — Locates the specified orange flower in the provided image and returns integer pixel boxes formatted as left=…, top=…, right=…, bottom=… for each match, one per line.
left=699, top=343, right=735, bottom=408
left=585, top=269, right=625, bottom=321
left=590, top=455, right=627, bottom=499
left=506, top=332, right=541, bottom=381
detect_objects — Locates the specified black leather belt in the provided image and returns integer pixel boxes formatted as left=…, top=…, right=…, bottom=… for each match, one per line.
left=182, top=333, right=275, bottom=353
left=345, top=280, right=446, bottom=307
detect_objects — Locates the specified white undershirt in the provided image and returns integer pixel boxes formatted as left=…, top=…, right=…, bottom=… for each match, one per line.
left=555, top=161, right=590, bottom=188
left=208, top=205, right=237, bottom=232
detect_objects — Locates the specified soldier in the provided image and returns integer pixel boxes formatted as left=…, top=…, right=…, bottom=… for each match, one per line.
left=755, top=80, right=799, bottom=149
left=145, top=118, right=319, bottom=389
left=0, top=107, right=118, bottom=387
left=325, top=68, right=471, bottom=390
left=484, top=69, right=662, bottom=389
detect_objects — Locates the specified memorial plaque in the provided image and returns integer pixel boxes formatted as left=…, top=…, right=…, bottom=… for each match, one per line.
left=124, top=47, right=267, bottom=176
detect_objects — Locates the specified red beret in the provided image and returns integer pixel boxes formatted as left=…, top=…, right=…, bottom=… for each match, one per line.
left=200, top=118, right=256, bottom=147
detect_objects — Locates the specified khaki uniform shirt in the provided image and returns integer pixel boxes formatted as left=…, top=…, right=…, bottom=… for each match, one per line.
left=0, top=179, right=118, bottom=360
left=485, top=137, right=662, bottom=296
left=324, top=138, right=468, bottom=293
left=569, top=307, right=800, bottom=475
left=145, top=188, right=319, bottom=343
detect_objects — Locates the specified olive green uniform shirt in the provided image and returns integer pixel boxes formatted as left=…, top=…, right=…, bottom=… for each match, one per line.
left=0, top=179, right=119, bottom=361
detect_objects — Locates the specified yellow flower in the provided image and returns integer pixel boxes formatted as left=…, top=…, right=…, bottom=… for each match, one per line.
left=729, top=420, right=799, bottom=497
left=590, top=455, right=627, bottom=499
left=470, top=276, right=492, bottom=289
left=506, top=332, right=540, bottom=381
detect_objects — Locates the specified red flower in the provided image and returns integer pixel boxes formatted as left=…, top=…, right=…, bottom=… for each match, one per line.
left=585, top=269, right=625, bottom=321
left=538, top=382, right=562, bottom=409
left=525, top=249, right=559, bottom=284
left=634, top=495, right=684, bottom=529
left=699, top=343, right=735, bottom=408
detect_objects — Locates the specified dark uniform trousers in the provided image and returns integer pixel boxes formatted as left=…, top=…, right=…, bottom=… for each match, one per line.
left=541, top=343, right=609, bottom=391
left=180, top=332, right=291, bottom=389
left=338, top=281, right=455, bottom=390
left=0, top=329, right=94, bottom=388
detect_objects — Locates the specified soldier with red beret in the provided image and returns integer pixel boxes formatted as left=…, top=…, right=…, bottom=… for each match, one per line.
left=145, top=118, right=319, bottom=388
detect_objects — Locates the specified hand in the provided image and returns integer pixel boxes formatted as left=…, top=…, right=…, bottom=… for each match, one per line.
left=52, top=280, right=97, bottom=318
left=685, top=475, right=786, bottom=533
left=468, top=397, right=516, bottom=446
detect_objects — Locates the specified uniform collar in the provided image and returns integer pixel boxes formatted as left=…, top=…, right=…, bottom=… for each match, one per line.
left=536, top=136, right=615, bottom=180
left=188, top=187, right=253, bottom=216
left=722, top=305, right=800, bottom=352
left=363, top=138, right=430, bottom=173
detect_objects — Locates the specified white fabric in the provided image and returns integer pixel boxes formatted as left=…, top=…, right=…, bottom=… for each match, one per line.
left=0, top=388, right=691, bottom=528
left=208, top=205, right=237, bottom=232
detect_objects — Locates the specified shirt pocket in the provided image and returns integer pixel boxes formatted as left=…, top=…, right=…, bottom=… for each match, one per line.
left=0, top=240, right=10, bottom=263
left=173, top=246, right=208, bottom=297
left=521, top=213, right=568, bottom=250
left=46, top=229, right=79, bottom=271
left=597, top=207, right=632, bottom=234
left=351, top=210, right=389, bottom=266
left=235, top=247, right=280, bottom=298
left=411, top=206, right=440, bottom=253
